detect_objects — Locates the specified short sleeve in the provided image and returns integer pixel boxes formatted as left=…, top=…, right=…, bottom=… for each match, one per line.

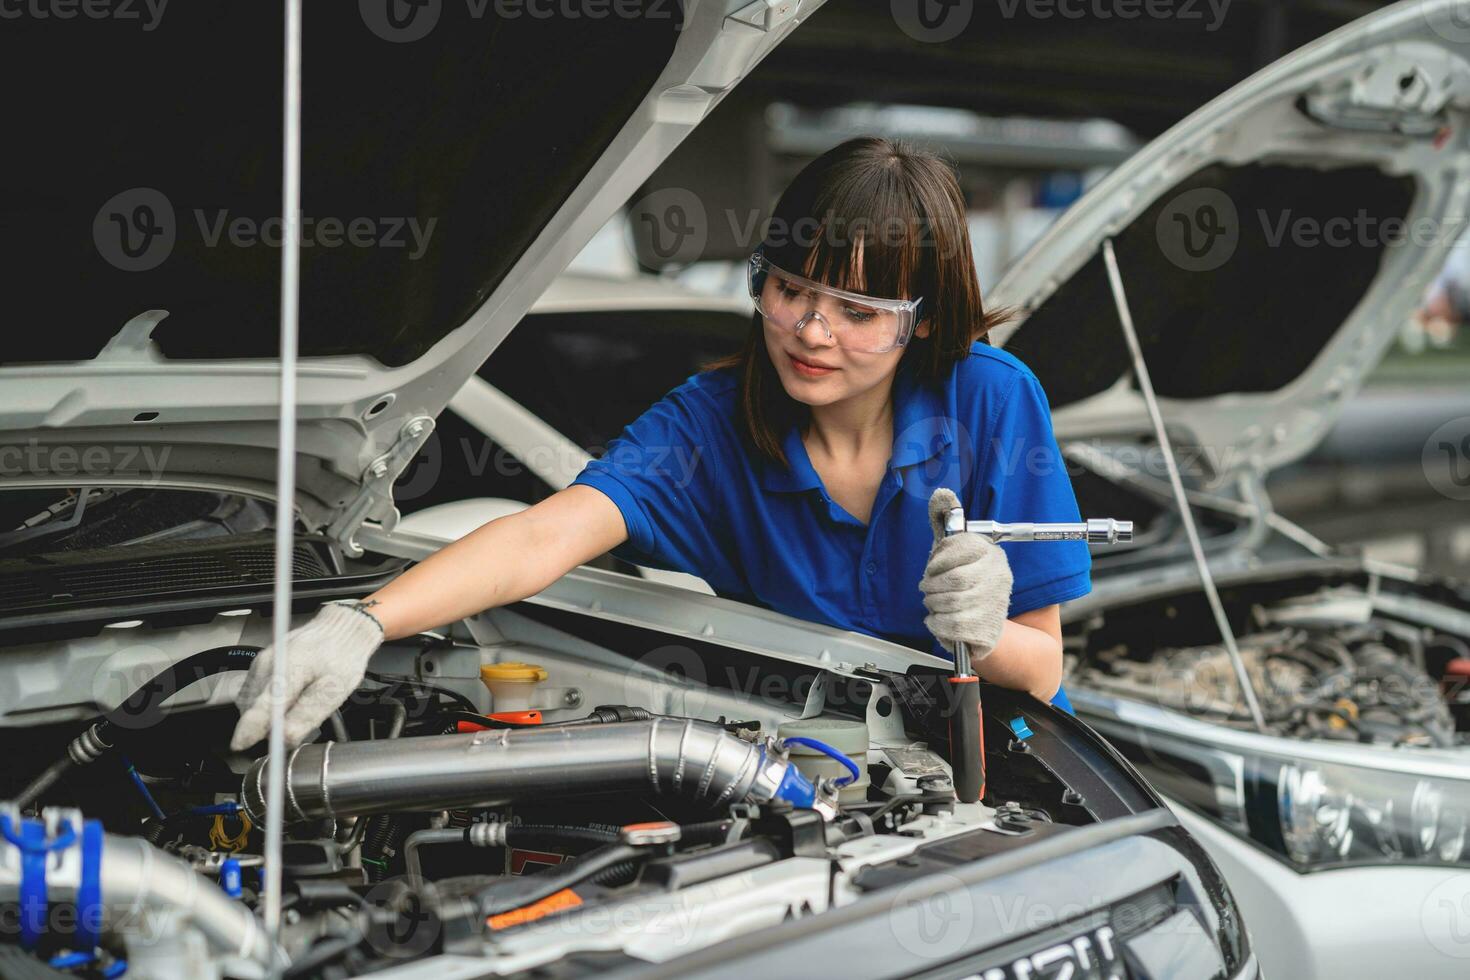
left=977, top=372, right=1093, bottom=617
left=570, top=383, right=724, bottom=580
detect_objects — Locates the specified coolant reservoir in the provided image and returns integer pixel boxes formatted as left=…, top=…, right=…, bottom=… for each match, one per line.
left=480, top=662, right=548, bottom=712
left=776, top=717, right=870, bottom=804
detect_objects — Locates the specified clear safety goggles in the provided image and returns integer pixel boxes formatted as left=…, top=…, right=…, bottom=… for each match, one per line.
left=747, top=250, right=925, bottom=354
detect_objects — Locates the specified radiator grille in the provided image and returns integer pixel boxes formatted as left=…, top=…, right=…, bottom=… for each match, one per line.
left=1, top=537, right=337, bottom=611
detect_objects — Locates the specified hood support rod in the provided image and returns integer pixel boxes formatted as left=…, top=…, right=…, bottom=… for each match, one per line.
left=1100, top=239, right=1268, bottom=733
left=263, top=0, right=304, bottom=967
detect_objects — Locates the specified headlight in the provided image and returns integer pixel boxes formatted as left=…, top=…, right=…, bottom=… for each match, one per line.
left=1260, top=759, right=1469, bottom=868
left=1077, top=694, right=1470, bottom=872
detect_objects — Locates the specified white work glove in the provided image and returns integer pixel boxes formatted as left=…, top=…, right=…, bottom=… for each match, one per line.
left=229, top=602, right=385, bottom=751
left=919, top=488, right=1013, bottom=659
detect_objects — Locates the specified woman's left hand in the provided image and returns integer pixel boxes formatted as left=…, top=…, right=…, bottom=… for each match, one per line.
left=919, top=488, right=1013, bottom=658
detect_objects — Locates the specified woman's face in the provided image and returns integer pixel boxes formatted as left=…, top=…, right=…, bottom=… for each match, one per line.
left=760, top=279, right=930, bottom=409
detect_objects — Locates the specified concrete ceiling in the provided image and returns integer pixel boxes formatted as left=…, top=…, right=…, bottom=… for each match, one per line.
left=748, top=0, right=1387, bottom=138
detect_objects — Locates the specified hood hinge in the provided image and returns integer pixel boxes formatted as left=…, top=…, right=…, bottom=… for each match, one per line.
left=327, top=415, right=436, bottom=558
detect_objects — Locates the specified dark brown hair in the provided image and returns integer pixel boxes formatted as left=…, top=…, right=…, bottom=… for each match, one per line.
left=706, top=136, right=1009, bottom=466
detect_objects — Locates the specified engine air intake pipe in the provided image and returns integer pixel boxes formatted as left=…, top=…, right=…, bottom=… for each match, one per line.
left=0, top=804, right=283, bottom=968
left=241, top=719, right=818, bottom=823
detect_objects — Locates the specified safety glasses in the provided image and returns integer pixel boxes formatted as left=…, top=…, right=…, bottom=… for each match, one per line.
left=747, top=250, right=924, bottom=354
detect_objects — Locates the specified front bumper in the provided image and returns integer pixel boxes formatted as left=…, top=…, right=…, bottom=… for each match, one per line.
left=616, top=809, right=1254, bottom=980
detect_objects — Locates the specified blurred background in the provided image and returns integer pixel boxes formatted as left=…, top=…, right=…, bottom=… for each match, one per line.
left=556, top=0, right=1470, bottom=580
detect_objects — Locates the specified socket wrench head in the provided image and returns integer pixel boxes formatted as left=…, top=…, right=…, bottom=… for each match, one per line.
left=944, top=506, right=966, bottom=537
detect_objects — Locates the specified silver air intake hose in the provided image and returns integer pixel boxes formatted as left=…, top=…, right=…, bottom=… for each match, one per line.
left=242, top=718, right=817, bottom=822
left=0, top=805, right=283, bottom=970
left=98, top=835, right=281, bottom=967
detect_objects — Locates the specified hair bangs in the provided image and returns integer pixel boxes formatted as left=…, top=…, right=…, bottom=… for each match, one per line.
left=766, top=176, right=927, bottom=306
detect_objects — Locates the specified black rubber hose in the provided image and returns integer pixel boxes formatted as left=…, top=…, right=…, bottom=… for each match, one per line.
left=361, top=815, right=400, bottom=882
left=14, top=646, right=261, bottom=810
left=544, top=705, right=655, bottom=726
left=476, top=820, right=732, bottom=917
left=503, top=824, right=621, bottom=850
left=101, top=645, right=262, bottom=734
left=589, top=859, right=641, bottom=887
left=12, top=757, right=74, bottom=812
left=478, top=843, right=642, bottom=918
left=365, top=672, right=478, bottom=713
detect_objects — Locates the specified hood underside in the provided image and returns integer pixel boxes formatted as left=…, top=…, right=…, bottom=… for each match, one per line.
left=0, top=0, right=820, bottom=545
left=993, top=0, right=1470, bottom=486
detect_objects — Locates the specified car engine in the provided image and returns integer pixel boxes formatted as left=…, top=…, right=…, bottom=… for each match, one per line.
left=0, top=611, right=1127, bottom=979
left=1067, top=580, right=1470, bottom=747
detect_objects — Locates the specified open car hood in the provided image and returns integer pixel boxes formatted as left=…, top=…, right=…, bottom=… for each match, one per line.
left=990, top=0, right=1470, bottom=488
left=0, top=0, right=820, bottom=553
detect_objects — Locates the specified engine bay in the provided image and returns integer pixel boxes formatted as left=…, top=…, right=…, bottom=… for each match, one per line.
left=1066, top=572, right=1470, bottom=747
left=0, top=591, right=1143, bottom=979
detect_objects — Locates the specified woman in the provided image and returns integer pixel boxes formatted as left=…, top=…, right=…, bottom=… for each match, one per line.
left=230, top=137, right=1092, bottom=751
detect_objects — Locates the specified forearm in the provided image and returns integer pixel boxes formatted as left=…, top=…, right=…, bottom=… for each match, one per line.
left=972, top=618, right=1063, bottom=702
left=362, top=486, right=627, bottom=641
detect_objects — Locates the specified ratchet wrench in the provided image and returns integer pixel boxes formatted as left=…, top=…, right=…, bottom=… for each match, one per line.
left=941, top=510, right=1133, bottom=804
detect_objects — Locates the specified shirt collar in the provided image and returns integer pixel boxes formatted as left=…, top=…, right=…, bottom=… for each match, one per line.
left=759, top=354, right=953, bottom=492
left=888, top=353, right=954, bottom=469
left=760, top=424, right=823, bottom=492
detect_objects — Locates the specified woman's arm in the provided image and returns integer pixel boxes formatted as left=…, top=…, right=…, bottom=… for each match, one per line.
left=230, top=485, right=630, bottom=750
left=972, top=604, right=1063, bottom=702
left=365, top=485, right=629, bottom=641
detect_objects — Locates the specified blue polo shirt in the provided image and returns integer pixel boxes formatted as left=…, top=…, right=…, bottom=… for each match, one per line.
left=571, top=341, right=1092, bottom=711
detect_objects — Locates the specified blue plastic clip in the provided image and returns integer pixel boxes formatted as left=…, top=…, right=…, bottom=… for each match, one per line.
left=50, top=951, right=96, bottom=970
left=76, top=819, right=104, bottom=951
left=220, top=858, right=243, bottom=899
left=48, top=949, right=126, bottom=977
left=1007, top=716, right=1034, bottom=740
left=187, top=802, right=242, bottom=817
left=0, top=814, right=77, bottom=950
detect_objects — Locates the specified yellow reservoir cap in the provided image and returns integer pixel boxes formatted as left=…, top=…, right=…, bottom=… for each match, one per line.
left=480, top=662, right=548, bottom=684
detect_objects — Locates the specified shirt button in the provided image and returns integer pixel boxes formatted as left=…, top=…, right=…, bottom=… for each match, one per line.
left=865, top=562, right=877, bottom=575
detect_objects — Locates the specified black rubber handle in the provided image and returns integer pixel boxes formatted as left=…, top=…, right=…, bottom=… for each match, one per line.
left=946, top=676, right=984, bottom=803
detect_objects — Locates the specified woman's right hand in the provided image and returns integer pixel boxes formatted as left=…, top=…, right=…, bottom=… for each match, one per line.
left=919, top=488, right=1013, bottom=659
left=228, top=485, right=630, bottom=751
left=230, top=601, right=385, bottom=751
